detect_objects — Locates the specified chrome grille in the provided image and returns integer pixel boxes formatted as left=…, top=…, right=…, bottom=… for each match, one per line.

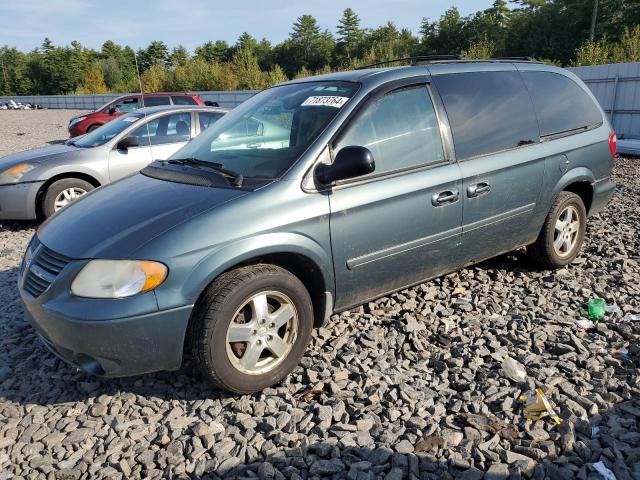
left=23, top=242, right=71, bottom=298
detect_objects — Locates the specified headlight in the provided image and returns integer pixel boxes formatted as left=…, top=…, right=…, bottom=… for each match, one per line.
left=71, top=260, right=168, bottom=298
left=0, top=163, right=35, bottom=184
left=69, top=116, right=86, bottom=127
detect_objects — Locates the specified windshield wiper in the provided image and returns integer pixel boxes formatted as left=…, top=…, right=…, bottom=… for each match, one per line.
left=165, top=158, right=243, bottom=187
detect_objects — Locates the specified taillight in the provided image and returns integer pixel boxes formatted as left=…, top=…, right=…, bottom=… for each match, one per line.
left=608, top=131, right=617, bottom=158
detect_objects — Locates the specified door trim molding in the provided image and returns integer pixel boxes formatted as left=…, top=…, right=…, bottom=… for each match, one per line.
left=346, top=226, right=462, bottom=270
left=462, top=203, right=535, bottom=233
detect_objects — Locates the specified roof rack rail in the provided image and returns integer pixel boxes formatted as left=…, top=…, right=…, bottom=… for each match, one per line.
left=357, top=55, right=461, bottom=69
left=357, top=55, right=541, bottom=69
left=492, top=56, right=536, bottom=61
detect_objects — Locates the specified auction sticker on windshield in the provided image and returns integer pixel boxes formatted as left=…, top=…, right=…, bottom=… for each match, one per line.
left=301, top=96, right=349, bottom=108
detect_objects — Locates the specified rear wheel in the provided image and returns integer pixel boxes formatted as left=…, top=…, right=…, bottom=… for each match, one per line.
left=190, top=264, right=314, bottom=394
left=528, top=191, right=586, bottom=268
left=42, top=178, right=94, bottom=218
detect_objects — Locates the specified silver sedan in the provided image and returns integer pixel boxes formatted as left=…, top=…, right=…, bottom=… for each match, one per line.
left=0, top=105, right=227, bottom=219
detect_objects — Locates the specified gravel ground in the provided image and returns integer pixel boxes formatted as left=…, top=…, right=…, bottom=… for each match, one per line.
left=0, top=110, right=87, bottom=157
left=0, top=111, right=639, bottom=479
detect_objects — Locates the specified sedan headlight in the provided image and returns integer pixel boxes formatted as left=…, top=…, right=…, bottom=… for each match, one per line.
left=0, top=163, right=35, bottom=184
left=69, top=116, right=86, bottom=127
left=71, top=260, right=168, bottom=298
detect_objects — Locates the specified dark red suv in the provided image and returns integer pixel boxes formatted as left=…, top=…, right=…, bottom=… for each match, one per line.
left=68, top=92, right=205, bottom=137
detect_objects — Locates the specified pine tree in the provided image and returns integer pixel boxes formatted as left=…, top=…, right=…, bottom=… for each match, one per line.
left=336, top=8, right=363, bottom=61
left=291, top=15, right=322, bottom=66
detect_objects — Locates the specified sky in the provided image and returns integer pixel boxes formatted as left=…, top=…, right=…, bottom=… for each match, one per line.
left=0, top=0, right=494, bottom=52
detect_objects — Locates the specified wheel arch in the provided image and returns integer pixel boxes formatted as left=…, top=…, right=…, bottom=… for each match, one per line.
left=36, top=172, right=102, bottom=218
left=181, top=235, right=335, bottom=347
left=552, top=167, right=595, bottom=215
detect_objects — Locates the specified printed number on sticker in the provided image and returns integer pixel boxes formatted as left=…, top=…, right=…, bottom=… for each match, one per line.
left=301, top=96, right=349, bottom=108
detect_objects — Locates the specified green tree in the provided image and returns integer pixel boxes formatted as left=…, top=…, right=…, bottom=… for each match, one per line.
left=336, top=8, right=363, bottom=63
left=76, top=63, right=108, bottom=94
left=231, top=46, right=267, bottom=89
left=195, top=40, right=230, bottom=63
left=168, top=45, right=189, bottom=68
left=137, top=41, right=169, bottom=71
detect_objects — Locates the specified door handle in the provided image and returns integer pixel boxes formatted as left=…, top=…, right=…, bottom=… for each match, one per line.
left=467, top=182, right=491, bottom=198
left=431, top=189, right=459, bottom=206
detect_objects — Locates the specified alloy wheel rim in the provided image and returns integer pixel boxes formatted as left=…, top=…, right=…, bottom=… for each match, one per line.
left=553, top=205, right=580, bottom=257
left=53, top=187, right=87, bottom=211
left=225, top=290, right=298, bottom=375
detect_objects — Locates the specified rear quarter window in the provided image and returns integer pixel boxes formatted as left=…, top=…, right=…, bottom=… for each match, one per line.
left=172, top=96, right=198, bottom=105
left=433, top=71, right=540, bottom=160
left=521, top=71, right=603, bottom=137
left=144, top=96, right=171, bottom=107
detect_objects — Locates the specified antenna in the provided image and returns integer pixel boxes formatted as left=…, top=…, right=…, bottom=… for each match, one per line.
left=133, top=52, right=154, bottom=160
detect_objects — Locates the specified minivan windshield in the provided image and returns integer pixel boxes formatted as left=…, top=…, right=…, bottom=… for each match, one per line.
left=170, top=81, right=358, bottom=179
left=72, top=113, right=144, bottom=148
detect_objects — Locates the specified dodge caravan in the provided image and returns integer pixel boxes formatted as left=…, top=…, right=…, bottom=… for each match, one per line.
left=19, top=59, right=616, bottom=393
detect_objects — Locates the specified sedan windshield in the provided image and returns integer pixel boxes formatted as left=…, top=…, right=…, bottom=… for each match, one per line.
left=170, top=81, right=358, bottom=179
left=73, top=113, right=144, bottom=148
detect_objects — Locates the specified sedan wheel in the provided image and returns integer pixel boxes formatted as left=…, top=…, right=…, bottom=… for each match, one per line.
left=53, top=187, right=87, bottom=211
left=42, top=178, right=95, bottom=218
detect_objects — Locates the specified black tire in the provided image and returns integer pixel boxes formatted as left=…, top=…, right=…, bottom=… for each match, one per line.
left=190, top=264, right=314, bottom=394
left=528, top=191, right=587, bottom=269
left=42, top=178, right=94, bottom=218
left=86, top=124, right=101, bottom=133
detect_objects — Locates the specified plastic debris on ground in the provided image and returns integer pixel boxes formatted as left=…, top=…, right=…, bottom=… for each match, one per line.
left=299, top=382, right=324, bottom=402
left=592, top=426, right=600, bottom=436
left=501, top=356, right=527, bottom=383
left=612, top=348, right=629, bottom=360
left=575, top=319, right=595, bottom=330
left=520, top=388, right=562, bottom=424
left=605, top=304, right=621, bottom=314
left=587, top=298, right=606, bottom=321
left=592, top=460, right=617, bottom=480
left=622, top=313, right=640, bottom=322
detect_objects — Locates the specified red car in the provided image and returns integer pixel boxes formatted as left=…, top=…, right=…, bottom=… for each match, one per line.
left=68, top=92, right=205, bottom=137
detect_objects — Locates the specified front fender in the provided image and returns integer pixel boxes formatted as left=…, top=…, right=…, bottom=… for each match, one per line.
left=29, top=164, right=107, bottom=185
left=156, top=232, right=334, bottom=311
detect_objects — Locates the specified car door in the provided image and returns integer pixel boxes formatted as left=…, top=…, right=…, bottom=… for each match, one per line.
left=107, top=112, right=193, bottom=181
left=327, top=80, right=464, bottom=310
left=432, top=70, right=545, bottom=263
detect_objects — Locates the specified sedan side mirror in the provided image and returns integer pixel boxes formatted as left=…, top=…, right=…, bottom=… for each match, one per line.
left=116, top=136, right=139, bottom=151
left=315, top=146, right=375, bottom=184
left=108, top=107, right=117, bottom=115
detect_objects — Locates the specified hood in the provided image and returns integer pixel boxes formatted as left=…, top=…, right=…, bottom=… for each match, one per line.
left=38, top=173, right=250, bottom=259
left=0, top=144, right=83, bottom=169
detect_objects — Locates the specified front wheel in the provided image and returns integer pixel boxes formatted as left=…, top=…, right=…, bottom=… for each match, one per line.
left=190, top=264, right=314, bottom=394
left=528, top=191, right=586, bottom=269
left=42, top=178, right=94, bottom=218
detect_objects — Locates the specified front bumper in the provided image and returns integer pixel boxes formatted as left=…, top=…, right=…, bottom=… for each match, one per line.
left=0, top=181, right=42, bottom=220
left=18, top=241, right=193, bottom=377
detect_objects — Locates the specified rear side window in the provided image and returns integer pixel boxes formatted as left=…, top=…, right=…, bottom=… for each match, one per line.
left=172, top=96, right=197, bottom=105
left=522, top=71, right=602, bottom=137
left=199, top=112, right=225, bottom=131
left=112, top=97, right=139, bottom=113
left=334, top=85, right=444, bottom=175
left=144, top=96, right=171, bottom=107
left=433, top=72, right=539, bottom=160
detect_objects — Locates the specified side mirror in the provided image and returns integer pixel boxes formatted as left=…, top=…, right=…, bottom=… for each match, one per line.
left=315, top=146, right=375, bottom=184
left=108, top=107, right=117, bottom=115
left=116, top=136, right=139, bottom=151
